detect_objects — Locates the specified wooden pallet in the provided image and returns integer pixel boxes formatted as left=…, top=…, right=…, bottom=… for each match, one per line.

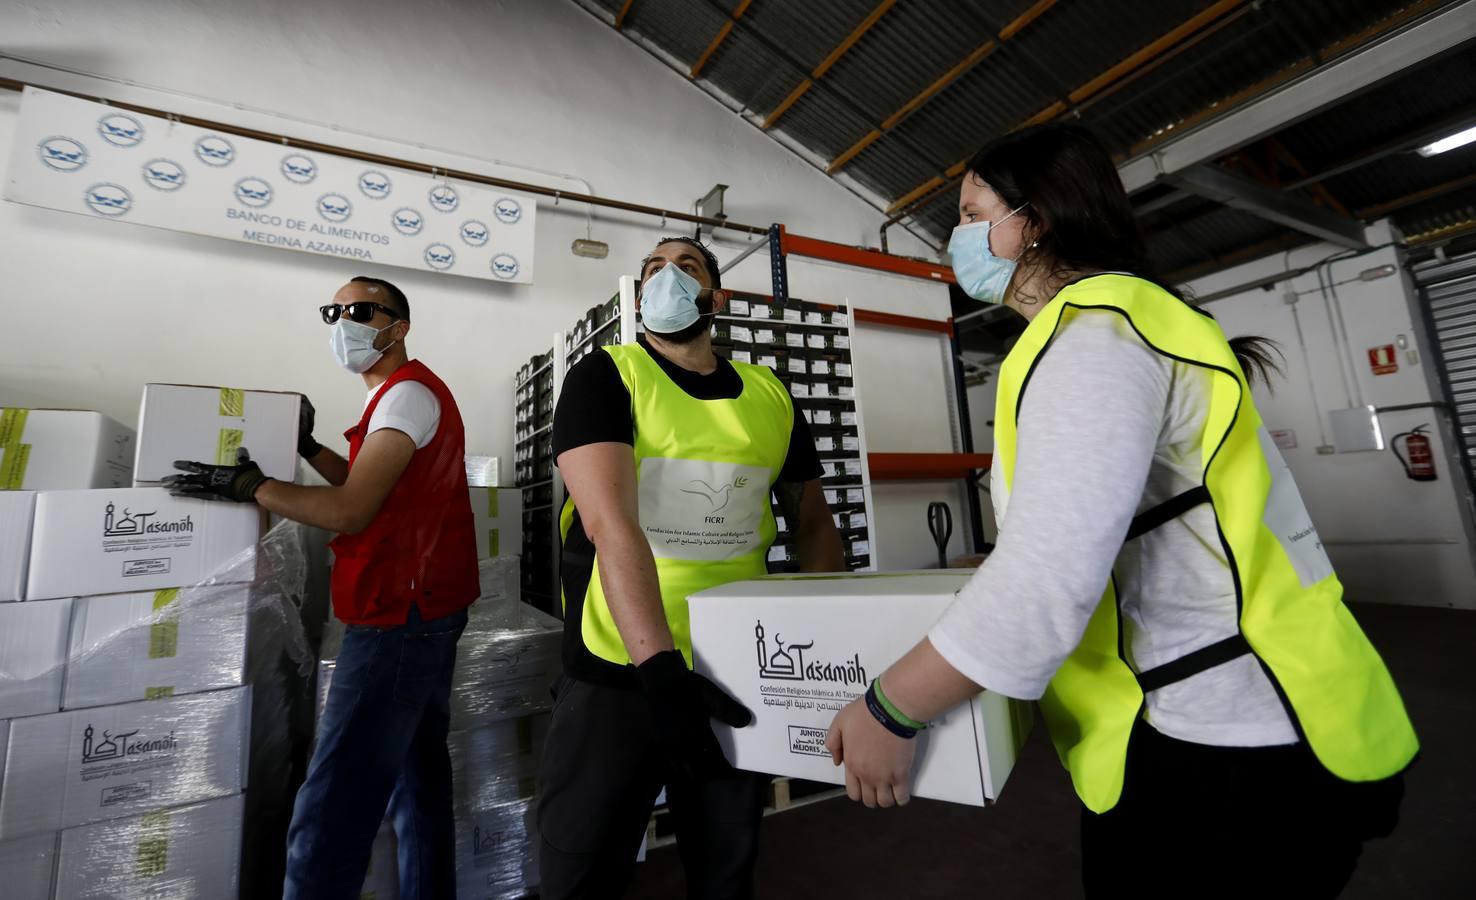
left=644, top=777, right=846, bottom=851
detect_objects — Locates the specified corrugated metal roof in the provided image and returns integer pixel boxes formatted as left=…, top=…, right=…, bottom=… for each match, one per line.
left=580, top=0, right=1476, bottom=276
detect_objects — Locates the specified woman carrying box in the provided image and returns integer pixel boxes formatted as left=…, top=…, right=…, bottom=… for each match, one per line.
left=824, top=123, right=1416, bottom=898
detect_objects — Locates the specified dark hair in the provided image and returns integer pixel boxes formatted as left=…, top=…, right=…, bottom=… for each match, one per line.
left=964, top=124, right=1278, bottom=386
left=350, top=275, right=410, bottom=321
left=641, top=236, right=722, bottom=290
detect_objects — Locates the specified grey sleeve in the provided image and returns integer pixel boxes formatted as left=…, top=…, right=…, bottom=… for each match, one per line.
left=928, top=311, right=1172, bottom=699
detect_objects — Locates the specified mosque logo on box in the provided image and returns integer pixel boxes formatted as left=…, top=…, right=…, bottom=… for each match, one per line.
left=754, top=620, right=867, bottom=687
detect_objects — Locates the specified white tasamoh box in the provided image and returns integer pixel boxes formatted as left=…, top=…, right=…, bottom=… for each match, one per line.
left=0, top=686, right=251, bottom=839
left=689, top=572, right=1033, bottom=807
left=0, top=491, right=36, bottom=602
left=0, top=830, right=57, bottom=900
left=0, top=409, right=135, bottom=490
left=133, top=384, right=301, bottom=484
left=64, top=584, right=249, bottom=710
left=469, top=487, right=522, bottom=560
left=54, top=793, right=243, bottom=900
left=0, top=598, right=71, bottom=720
left=26, top=488, right=261, bottom=601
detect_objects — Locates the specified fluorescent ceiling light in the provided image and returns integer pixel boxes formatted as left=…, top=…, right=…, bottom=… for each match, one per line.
left=1417, top=123, right=1476, bottom=157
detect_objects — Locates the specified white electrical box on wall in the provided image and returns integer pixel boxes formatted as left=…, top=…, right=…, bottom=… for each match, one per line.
left=1329, top=406, right=1385, bottom=453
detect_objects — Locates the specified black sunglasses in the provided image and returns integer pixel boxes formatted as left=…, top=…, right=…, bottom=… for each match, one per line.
left=320, top=302, right=402, bottom=325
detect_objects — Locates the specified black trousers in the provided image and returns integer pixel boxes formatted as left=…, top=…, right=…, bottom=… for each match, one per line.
left=537, top=673, right=768, bottom=900
left=1082, top=720, right=1406, bottom=899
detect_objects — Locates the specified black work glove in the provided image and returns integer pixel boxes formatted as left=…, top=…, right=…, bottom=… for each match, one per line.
left=163, top=447, right=269, bottom=503
left=296, top=394, right=322, bottom=459
left=637, top=649, right=753, bottom=783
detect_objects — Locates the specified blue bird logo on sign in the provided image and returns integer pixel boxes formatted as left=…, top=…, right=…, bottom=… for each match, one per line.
left=318, top=193, right=353, bottom=223
left=142, top=159, right=187, bottom=191
left=491, top=254, right=520, bottom=280
left=359, top=170, right=393, bottom=200
left=97, top=114, right=144, bottom=148
left=84, top=183, right=134, bottom=217
left=280, top=154, right=318, bottom=184
left=195, top=135, right=236, bottom=167
left=392, top=207, right=424, bottom=236
left=234, top=177, right=274, bottom=209
left=424, top=243, right=456, bottom=271
left=38, top=137, right=88, bottom=172
left=428, top=184, right=460, bottom=213
left=459, top=220, right=489, bottom=247
left=494, top=197, right=522, bottom=224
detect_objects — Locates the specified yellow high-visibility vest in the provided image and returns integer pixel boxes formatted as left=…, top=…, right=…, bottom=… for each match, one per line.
left=993, top=274, right=1418, bottom=813
left=561, top=344, right=792, bottom=670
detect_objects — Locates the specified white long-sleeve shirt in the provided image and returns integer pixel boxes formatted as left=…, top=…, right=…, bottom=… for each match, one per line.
left=930, top=310, right=1297, bottom=747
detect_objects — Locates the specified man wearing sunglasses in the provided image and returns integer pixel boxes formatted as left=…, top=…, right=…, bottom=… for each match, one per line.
left=165, top=275, right=479, bottom=900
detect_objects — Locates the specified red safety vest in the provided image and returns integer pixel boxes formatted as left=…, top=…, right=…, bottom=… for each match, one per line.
left=329, top=360, right=479, bottom=625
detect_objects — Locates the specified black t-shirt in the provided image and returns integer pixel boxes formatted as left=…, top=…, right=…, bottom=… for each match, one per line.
left=551, top=339, right=824, bottom=482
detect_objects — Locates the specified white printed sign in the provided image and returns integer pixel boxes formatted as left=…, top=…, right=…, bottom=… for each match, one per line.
left=6, top=87, right=536, bottom=283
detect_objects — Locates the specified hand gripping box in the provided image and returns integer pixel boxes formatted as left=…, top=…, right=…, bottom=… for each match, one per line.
left=0, top=409, right=135, bottom=491
left=133, top=384, right=301, bottom=485
left=26, top=488, right=261, bottom=601
left=0, top=830, right=57, bottom=900
left=64, top=583, right=249, bottom=709
left=0, top=686, right=250, bottom=839
left=0, top=491, right=37, bottom=602
left=689, top=572, right=1033, bottom=807
left=0, top=598, right=71, bottom=720
left=54, top=793, right=244, bottom=899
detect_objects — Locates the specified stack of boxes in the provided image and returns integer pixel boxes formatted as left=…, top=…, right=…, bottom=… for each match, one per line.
left=0, top=386, right=306, bottom=899
left=711, top=292, right=875, bottom=571
left=320, top=488, right=559, bottom=900
left=563, top=292, right=624, bottom=367
left=513, top=350, right=557, bottom=610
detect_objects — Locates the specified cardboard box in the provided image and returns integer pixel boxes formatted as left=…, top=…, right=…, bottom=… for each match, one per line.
left=0, top=491, right=35, bottom=602
left=0, top=830, right=56, bottom=900
left=469, top=487, right=522, bottom=560
left=0, top=686, right=251, bottom=839
left=64, top=584, right=249, bottom=710
left=26, top=488, right=261, bottom=601
left=0, top=409, right=135, bottom=491
left=454, top=797, right=538, bottom=900
left=689, top=572, right=1032, bottom=807
left=476, top=555, right=520, bottom=605
left=54, top=793, right=243, bottom=899
left=361, top=820, right=400, bottom=900
left=0, top=598, right=71, bottom=720
left=133, top=384, right=301, bottom=485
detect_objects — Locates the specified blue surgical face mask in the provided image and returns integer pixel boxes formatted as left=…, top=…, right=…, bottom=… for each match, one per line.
left=639, top=263, right=706, bottom=334
left=948, top=203, right=1030, bottom=304
left=330, top=318, right=399, bottom=373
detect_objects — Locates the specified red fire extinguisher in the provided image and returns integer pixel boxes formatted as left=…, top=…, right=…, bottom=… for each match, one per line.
left=1391, top=425, right=1437, bottom=482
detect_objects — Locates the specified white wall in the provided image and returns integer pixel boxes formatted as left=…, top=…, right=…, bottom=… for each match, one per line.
left=0, top=0, right=935, bottom=470
left=1187, top=224, right=1476, bottom=609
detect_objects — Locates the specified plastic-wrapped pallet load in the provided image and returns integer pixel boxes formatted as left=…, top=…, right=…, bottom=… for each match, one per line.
left=0, top=598, right=70, bottom=719
left=449, top=714, right=550, bottom=814
left=54, top=794, right=245, bottom=899
left=450, top=600, right=561, bottom=728
left=0, top=491, right=36, bottom=602
left=0, top=830, right=57, bottom=900
left=454, top=797, right=539, bottom=900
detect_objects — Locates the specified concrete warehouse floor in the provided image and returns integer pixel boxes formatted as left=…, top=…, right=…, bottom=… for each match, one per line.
left=629, top=602, right=1476, bottom=898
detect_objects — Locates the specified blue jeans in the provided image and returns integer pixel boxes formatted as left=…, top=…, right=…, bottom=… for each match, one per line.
left=284, top=605, right=469, bottom=900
